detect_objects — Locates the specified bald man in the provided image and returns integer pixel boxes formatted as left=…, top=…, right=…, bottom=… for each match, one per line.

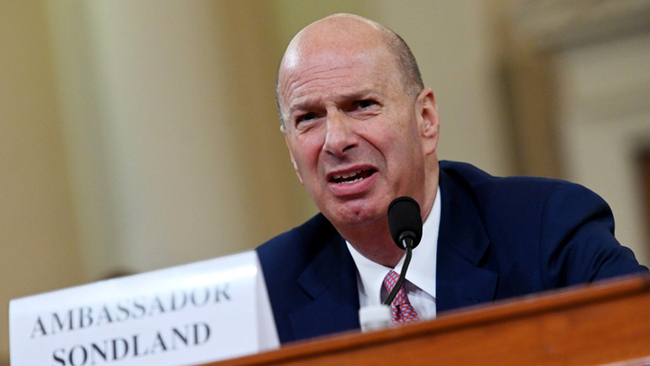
left=257, top=14, right=647, bottom=344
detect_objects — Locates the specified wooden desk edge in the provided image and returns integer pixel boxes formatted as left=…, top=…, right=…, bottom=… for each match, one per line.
left=206, top=274, right=650, bottom=366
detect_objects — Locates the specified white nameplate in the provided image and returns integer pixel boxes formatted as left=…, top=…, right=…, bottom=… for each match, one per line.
left=10, top=251, right=279, bottom=366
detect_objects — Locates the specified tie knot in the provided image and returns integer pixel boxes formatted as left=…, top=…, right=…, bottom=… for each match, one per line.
left=382, top=270, right=420, bottom=325
left=383, top=270, right=401, bottom=293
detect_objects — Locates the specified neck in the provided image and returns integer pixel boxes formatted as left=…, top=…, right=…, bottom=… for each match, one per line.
left=341, top=218, right=403, bottom=267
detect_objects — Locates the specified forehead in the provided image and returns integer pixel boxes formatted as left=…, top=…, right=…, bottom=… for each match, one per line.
left=279, top=47, right=401, bottom=110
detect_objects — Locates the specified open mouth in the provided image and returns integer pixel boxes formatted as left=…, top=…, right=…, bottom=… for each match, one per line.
left=330, top=169, right=376, bottom=184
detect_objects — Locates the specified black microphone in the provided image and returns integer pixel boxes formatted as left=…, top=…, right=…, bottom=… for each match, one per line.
left=388, top=196, right=423, bottom=250
left=383, top=196, right=423, bottom=307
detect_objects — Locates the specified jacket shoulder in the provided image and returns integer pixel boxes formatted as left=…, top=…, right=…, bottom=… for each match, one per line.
left=440, top=160, right=646, bottom=289
left=257, top=213, right=337, bottom=269
left=440, top=160, right=595, bottom=210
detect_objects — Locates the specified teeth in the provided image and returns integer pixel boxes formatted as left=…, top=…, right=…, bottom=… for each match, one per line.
left=334, top=170, right=362, bottom=180
left=342, top=177, right=363, bottom=184
left=332, top=170, right=367, bottom=184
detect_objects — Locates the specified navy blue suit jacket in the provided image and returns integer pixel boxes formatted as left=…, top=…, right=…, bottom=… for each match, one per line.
left=257, top=161, right=647, bottom=344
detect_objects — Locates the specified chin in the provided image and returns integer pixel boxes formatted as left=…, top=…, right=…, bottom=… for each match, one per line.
left=330, top=204, right=384, bottom=228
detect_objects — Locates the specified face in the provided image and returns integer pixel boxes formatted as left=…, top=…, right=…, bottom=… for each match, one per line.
left=278, top=39, right=438, bottom=232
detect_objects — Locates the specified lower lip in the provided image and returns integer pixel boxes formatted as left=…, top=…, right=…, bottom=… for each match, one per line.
left=328, top=172, right=377, bottom=196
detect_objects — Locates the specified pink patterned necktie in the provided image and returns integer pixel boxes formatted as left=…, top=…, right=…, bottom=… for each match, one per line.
left=383, top=270, right=420, bottom=325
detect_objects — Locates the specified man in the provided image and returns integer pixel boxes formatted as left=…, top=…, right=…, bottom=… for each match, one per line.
left=257, top=13, right=647, bottom=344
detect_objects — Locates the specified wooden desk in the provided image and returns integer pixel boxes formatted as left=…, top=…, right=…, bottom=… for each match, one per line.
left=204, top=275, right=650, bottom=366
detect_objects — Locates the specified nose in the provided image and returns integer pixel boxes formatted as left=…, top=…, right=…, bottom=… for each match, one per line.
left=323, top=112, right=357, bottom=156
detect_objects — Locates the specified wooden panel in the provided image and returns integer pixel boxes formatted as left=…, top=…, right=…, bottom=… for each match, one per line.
left=203, top=275, right=650, bottom=366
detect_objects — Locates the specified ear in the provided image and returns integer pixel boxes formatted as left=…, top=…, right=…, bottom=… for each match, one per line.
left=416, top=88, right=439, bottom=156
left=282, top=125, right=304, bottom=185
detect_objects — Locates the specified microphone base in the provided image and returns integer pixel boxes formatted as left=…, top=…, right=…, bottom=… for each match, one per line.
left=359, top=305, right=392, bottom=332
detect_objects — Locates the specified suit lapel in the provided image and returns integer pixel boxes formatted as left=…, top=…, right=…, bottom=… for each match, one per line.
left=437, top=168, right=498, bottom=313
left=289, top=234, right=360, bottom=340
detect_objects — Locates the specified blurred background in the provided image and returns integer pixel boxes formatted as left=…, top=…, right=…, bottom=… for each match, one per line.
left=1, top=0, right=648, bottom=363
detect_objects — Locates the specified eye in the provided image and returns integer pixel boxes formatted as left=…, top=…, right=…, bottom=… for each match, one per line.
left=296, top=112, right=317, bottom=124
left=354, top=99, right=378, bottom=109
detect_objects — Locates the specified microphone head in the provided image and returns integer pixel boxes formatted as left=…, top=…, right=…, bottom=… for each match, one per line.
left=387, top=196, right=423, bottom=250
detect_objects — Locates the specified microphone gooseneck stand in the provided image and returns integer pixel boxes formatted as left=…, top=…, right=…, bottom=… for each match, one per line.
left=382, top=236, right=414, bottom=307
left=359, top=196, right=423, bottom=332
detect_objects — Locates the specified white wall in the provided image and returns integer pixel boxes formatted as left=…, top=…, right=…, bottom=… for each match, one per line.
left=372, top=0, right=514, bottom=176
left=558, top=33, right=650, bottom=264
left=0, top=1, right=83, bottom=362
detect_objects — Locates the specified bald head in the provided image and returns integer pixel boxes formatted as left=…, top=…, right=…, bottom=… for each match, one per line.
left=276, top=14, right=423, bottom=126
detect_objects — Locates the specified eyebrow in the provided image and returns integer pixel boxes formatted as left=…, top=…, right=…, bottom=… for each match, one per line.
left=289, top=89, right=379, bottom=113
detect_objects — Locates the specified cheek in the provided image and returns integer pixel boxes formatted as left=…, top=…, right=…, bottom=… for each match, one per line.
left=291, top=135, right=323, bottom=173
left=376, top=119, right=422, bottom=167
left=359, top=119, right=409, bottom=156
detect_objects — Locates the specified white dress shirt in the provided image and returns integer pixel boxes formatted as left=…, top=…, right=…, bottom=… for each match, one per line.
left=347, top=187, right=441, bottom=320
